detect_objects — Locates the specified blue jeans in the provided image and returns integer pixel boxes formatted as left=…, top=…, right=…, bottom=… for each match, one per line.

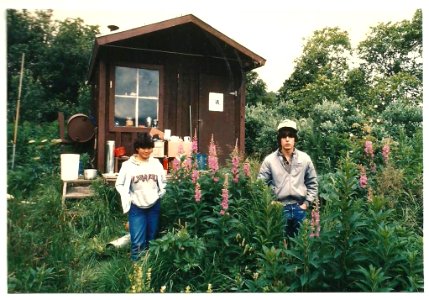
left=283, top=203, right=306, bottom=238
left=128, top=200, right=160, bottom=261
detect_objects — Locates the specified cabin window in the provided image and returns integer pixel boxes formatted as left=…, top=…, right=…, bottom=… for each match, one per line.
left=114, top=66, right=160, bottom=128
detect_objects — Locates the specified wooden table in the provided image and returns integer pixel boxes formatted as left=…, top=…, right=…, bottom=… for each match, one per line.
left=62, top=178, right=95, bottom=208
left=102, top=173, right=118, bottom=186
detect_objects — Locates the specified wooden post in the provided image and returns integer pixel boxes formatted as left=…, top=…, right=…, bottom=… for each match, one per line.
left=11, top=53, right=25, bottom=169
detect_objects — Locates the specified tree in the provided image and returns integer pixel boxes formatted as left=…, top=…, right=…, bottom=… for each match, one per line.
left=277, top=27, right=352, bottom=116
left=40, top=17, right=99, bottom=114
left=245, top=71, right=275, bottom=106
left=7, top=10, right=55, bottom=122
left=7, top=9, right=99, bottom=123
left=356, top=9, right=422, bottom=110
left=357, top=9, right=422, bottom=79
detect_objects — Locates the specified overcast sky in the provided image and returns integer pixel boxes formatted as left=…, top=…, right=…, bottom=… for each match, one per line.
left=1, top=0, right=426, bottom=92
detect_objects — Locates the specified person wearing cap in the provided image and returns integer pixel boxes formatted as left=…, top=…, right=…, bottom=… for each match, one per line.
left=258, top=119, right=318, bottom=238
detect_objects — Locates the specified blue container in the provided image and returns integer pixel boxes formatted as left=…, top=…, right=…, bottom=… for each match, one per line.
left=78, top=160, right=83, bottom=175
left=196, top=153, right=207, bottom=170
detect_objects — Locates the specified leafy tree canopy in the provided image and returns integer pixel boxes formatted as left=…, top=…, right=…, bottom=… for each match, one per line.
left=7, top=9, right=100, bottom=123
left=245, top=71, right=276, bottom=106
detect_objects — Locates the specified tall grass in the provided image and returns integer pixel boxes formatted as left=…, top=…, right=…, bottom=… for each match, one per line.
left=7, top=122, right=423, bottom=292
left=7, top=175, right=131, bottom=292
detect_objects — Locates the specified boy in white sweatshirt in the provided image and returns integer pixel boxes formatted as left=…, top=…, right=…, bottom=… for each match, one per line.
left=115, top=133, right=166, bottom=261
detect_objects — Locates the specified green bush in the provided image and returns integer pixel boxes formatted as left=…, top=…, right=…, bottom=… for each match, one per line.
left=7, top=110, right=423, bottom=292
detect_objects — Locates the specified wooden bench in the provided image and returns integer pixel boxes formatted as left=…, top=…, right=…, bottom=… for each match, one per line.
left=62, top=178, right=95, bottom=208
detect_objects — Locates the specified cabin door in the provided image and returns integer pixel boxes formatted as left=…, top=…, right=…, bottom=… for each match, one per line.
left=198, top=73, right=237, bottom=164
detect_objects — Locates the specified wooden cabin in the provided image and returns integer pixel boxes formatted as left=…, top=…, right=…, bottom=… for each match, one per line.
left=87, top=14, right=265, bottom=172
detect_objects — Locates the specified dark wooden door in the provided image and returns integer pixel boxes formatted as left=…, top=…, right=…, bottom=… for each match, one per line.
left=198, top=73, right=237, bottom=164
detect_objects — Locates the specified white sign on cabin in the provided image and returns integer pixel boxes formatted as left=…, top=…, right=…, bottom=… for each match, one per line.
left=209, top=92, right=224, bottom=112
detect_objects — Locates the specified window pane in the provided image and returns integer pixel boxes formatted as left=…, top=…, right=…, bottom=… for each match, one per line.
left=115, top=67, right=137, bottom=95
left=115, top=97, right=135, bottom=126
left=138, top=69, right=159, bottom=97
left=137, top=99, right=158, bottom=126
left=114, top=66, right=159, bottom=128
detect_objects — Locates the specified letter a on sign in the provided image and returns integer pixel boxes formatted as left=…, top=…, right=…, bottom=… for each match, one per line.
left=209, top=92, right=224, bottom=112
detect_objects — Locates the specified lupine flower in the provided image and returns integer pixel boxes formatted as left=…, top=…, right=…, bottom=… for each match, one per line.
left=191, top=170, right=199, bottom=184
left=221, top=188, right=229, bottom=211
left=194, top=182, right=201, bottom=202
left=207, top=284, right=213, bottom=293
left=360, top=174, right=368, bottom=188
left=309, top=210, right=320, bottom=238
left=220, top=174, right=229, bottom=215
left=232, top=156, right=240, bottom=183
left=359, top=165, right=368, bottom=188
left=182, top=157, right=193, bottom=171
left=310, top=198, right=320, bottom=237
left=364, top=140, right=374, bottom=158
left=367, top=187, right=373, bottom=203
left=208, top=134, right=219, bottom=180
left=172, top=158, right=180, bottom=171
left=363, top=124, right=372, bottom=134
left=382, top=144, right=390, bottom=162
left=192, top=128, right=198, bottom=154
left=231, top=139, right=240, bottom=183
left=370, top=161, right=377, bottom=173
left=243, top=159, right=251, bottom=177
left=310, top=198, right=320, bottom=238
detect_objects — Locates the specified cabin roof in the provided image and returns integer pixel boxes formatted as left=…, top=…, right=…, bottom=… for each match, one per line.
left=88, top=14, right=266, bottom=81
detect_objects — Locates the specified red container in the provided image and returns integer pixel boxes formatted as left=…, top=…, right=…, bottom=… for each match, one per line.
left=114, top=146, right=126, bottom=157
left=163, top=156, right=169, bottom=172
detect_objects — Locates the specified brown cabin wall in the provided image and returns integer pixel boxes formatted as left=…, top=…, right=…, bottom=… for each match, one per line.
left=93, top=48, right=245, bottom=172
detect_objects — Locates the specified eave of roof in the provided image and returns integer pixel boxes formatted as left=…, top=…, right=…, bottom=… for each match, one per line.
left=87, top=14, right=266, bottom=81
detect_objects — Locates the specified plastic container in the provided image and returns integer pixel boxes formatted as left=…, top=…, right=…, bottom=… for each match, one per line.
left=114, top=146, right=126, bottom=157
left=196, top=153, right=207, bottom=170
left=60, top=154, right=80, bottom=180
left=163, top=156, right=169, bottom=172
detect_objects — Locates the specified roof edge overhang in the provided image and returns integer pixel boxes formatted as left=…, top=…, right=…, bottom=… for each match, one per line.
left=87, top=14, right=266, bottom=82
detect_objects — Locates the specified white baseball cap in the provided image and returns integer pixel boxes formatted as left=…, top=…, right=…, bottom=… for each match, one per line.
left=277, top=119, right=297, bottom=131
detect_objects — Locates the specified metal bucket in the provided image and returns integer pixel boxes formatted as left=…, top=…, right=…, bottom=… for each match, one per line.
left=67, top=114, right=95, bottom=142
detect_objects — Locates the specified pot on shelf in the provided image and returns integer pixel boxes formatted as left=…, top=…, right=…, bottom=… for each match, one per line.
left=84, top=169, right=98, bottom=180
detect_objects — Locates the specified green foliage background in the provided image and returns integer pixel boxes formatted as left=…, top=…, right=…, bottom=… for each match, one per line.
left=6, top=9, right=423, bottom=293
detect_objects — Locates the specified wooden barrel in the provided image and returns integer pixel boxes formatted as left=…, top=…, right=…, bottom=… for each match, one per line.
left=67, top=114, right=95, bottom=142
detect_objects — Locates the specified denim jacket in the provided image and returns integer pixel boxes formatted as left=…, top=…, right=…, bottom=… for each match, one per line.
left=258, top=148, right=318, bottom=205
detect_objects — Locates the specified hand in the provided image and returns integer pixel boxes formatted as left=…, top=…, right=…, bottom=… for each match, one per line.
left=299, top=202, right=308, bottom=210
